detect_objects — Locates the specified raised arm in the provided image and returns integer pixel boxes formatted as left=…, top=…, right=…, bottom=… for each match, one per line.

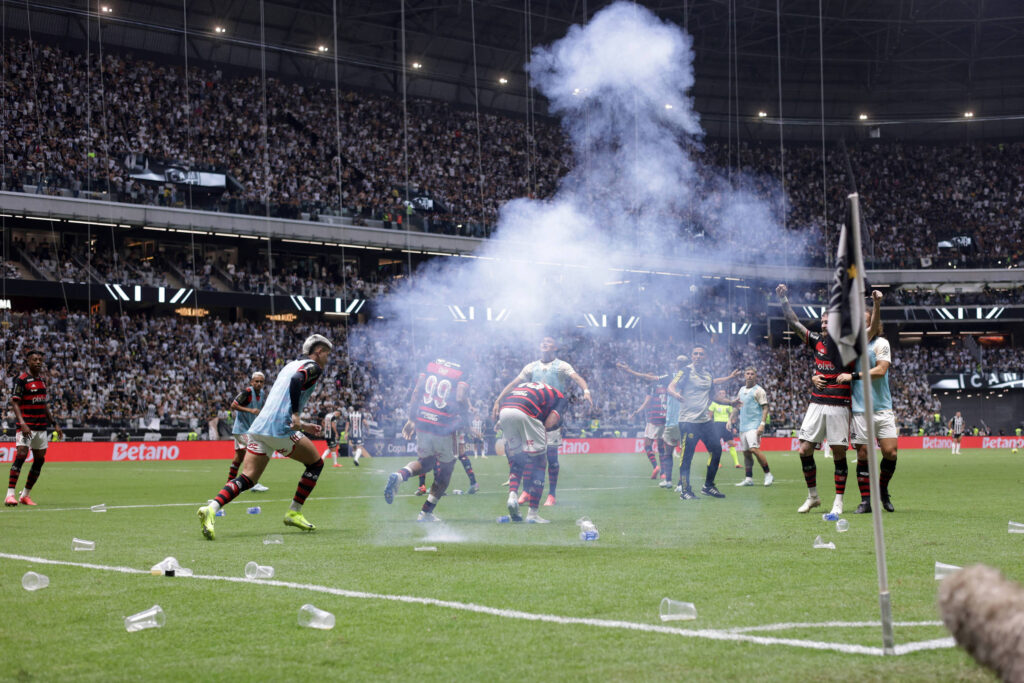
left=776, top=283, right=812, bottom=342
left=615, top=362, right=666, bottom=383
left=630, top=395, right=652, bottom=420
left=568, top=370, right=593, bottom=409
left=713, top=369, right=741, bottom=385
left=867, top=289, right=883, bottom=339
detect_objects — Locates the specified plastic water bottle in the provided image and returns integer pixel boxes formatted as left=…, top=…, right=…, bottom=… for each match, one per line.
left=579, top=521, right=599, bottom=541
left=215, top=509, right=225, bottom=517
left=496, top=515, right=512, bottom=523
left=452, top=489, right=464, bottom=495
left=247, top=506, right=261, bottom=515
left=822, top=512, right=838, bottom=522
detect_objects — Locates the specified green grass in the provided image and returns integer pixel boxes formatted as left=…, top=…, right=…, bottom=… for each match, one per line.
left=1, top=448, right=1018, bottom=681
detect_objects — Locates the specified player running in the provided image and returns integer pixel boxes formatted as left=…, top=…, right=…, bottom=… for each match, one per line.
left=496, top=381, right=565, bottom=523
left=322, top=406, right=344, bottom=467
left=228, top=372, right=269, bottom=491
left=197, top=334, right=332, bottom=540
left=383, top=356, right=470, bottom=522
left=777, top=283, right=854, bottom=516
left=835, top=291, right=897, bottom=513
left=668, top=346, right=739, bottom=500
left=948, top=412, right=965, bottom=455
left=733, top=367, right=773, bottom=487
left=493, top=336, right=592, bottom=507
left=6, top=349, right=62, bottom=506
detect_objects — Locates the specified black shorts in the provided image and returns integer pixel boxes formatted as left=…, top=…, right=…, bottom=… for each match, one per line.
left=326, top=436, right=338, bottom=448
left=349, top=437, right=364, bottom=446
left=953, top=433, right=963, bottom=439
left=713, top=422, right=734, bottom=442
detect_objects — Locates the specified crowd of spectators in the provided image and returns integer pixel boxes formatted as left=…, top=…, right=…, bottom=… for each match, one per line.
left=3, top=310, right=1019, bottom=438
left=3, top=38, right=1024, bottom=268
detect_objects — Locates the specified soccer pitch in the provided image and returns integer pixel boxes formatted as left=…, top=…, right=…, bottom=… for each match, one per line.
left=1, top=449, right=1016, bottom=681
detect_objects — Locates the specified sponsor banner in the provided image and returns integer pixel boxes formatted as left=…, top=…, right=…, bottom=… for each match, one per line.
left=0, top=440, right=329, bottom=463
left=929, top=372, right=1024, bottom=391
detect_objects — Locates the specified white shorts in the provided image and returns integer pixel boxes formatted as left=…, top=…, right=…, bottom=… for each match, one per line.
left=738, top=429, right=761, bottom=451
left=545, top=426, right=562, bottom=448
left=233, top=434, right=249, bottom=449
left=644, top=423, right=666, bottom=440
left=15, top=429, right=48, bottom=451
left=662, top=424, right=681, bottom=446
left=417, top=431, right=458, bottom=463
left=851, top=410, right=899, bottom=444
left=798, top=403, right=850, bottom=447
left=499, top=408, right=547, bottom=455
left=246, top=432, right=303, bottom=457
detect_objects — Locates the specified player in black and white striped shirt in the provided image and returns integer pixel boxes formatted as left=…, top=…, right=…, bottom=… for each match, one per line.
left=948, top=412, right=966, bottom=455
left=345, top=405, right=367, bottom=465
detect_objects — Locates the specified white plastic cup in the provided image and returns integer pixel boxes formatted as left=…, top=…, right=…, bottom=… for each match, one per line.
left=836, top=519, right=849, bottom=533
left=90, top=504, right=107, bottom=513
left=244, top=561, right=274, bottom=579
left=813, top=535, right=835, bottom=550
left=1009, top=521, right=1024, bottom=534
left=22, top=571, right=49, bottom=591
left=72, top=537, right=95, bottom=551
left=935, top=561, right=962, bottom=580
left=575, top=516, right=592, bottom=527
left=659, top=597, right=698, bottom=622
left=297, top=604, right=335, bottom=630
left=414, top=546, right=438, bottom=552
left=263, top=534, right=284, bottom=545
left=124, top=605, right=166, bottom=632
left=579, top=521, right=599, bottom=541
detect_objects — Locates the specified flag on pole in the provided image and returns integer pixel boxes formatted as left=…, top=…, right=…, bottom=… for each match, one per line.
left=826, top=204, right=866, bottom=367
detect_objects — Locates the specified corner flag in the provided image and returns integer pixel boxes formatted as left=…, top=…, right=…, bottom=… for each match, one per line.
left=826, top=200, right=866, bottom=367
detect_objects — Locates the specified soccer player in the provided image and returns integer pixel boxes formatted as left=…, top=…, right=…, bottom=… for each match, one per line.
left=948, top=412, right=965, bottom=455
left=383, top=356, right=470, bottom=522
left=839, top=291, right=897, bottom=513
left=733, top=367, right=773, bottom=487
left=469, top=411, right=486, bottom=458
left=667, top=346, right=739, bottom=500
left=345, top=404, right=367, bottom=466
left=322, top=406, right=343, bottom=467
left=197, top=334, right=332, bottom=540
left=617, top=358, right=678, bottom=484
left=496, top=381, right=565, bottom=523
left=228, top=372, right=269, bottom=491
left=6, top=349, right=62, bottom=506
left=777, top=283, right=853, bottom=516
left=492, top=336, right=592, bottom=507
left=454, top=431, right=480, bottom=493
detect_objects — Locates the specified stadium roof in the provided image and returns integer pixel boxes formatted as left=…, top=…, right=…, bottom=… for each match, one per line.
left=10, top=0, right=1024, bottom=140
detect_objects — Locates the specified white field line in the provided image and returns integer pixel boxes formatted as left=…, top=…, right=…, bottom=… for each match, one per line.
left=727, top=620, right=944, bottom=633
left=0, top=552, right=953, bottom=657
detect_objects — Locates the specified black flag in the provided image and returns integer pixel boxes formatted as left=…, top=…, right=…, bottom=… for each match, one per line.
left=827, top=196, right=866, bottom=367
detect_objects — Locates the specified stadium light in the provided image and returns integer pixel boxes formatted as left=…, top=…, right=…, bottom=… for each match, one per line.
left=858, top=113, right=869, bottom=121
left=757, top=111, right=767, bottom=118
left=100, top=4, right=113, bottom=12
left=411, top=61, right=422, bottom=69
left=317, top=45, right=329, bottom=53
left=964, top=111, right=974, bottom=118
left=664, top=104, right=673, bottom=110
left=214, top=26, right=226, bottom=34
left=498, top=77, right=508, bottom=85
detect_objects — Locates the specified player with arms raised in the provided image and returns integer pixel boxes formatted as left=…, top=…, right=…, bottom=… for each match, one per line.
left=492, top=336, right=592, bottom=507
left=6, top=349, right=62, bottom=506
left=497, top=381, right=565, bottom=523
left=228, top=372, right=269, bottom=491
left=197, top=334, right=332, bottom=539
left=383, top=356, right=470, bottom=522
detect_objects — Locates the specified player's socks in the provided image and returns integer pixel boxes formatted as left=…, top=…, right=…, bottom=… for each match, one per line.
left=23, top=455, right=44, bottom=491
left=213, top=473, right=254, bottom=510
left=421, top=496, right=438, bottom=514
left=458, top=453, right=477, bottom=485
left=228, top=461, right=240, bottom=481
left=800, top=455, right=816, bottom=489
left=744, top=453, right=754, bottom=479
left=645, top=445, right=657, bottom=469
left=292, top=458, right=324, bottom=508
left=880, top=457, right=897, bottom=496
left=414, top=472, right=424, bottom=485
left=546, top=448, right=559, bottom=497
left=833, top=460, right=848, bottom=496
left=8, top=457, right=25, bottom=492
left=729, top=445, right=739, bottom=467
left=856, top=462, right=870, bottom=501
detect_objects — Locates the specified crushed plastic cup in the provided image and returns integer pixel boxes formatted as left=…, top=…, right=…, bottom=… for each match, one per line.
left=935, top=561, right=962, bottom=580
left=579, top=521, right=599, bottom=541
left=496, top=516, right=513, bottom=523
left=263, top=534, right=284, bottom=545
left=659, top=597, right=698, bottom=622
left=836, top=519, right=849, bottom=533
left=451, top=489, right=464, bottom=495
left=22, top=571, right=49, bottom=591
left=297, top=604, right=335, bottom=630
left=124, top=605, right=166, bottom=632
left=575, top=516, right=592, bottom=527
left=90, top=503, right=107, bottom=513
left=822, top=512, right=838, bottom=522
left=813, top=535, right=835, bottom=550
left=414, top=546, right=437, bottom=552
left=1009, top=521, right=1024, bottom=534
left=246, top=506, right=261, bottom=515
left=72, top=537, right=95, bottom=551
left=150, top=556, right=192, bottom=577
left=244, top=561, right=274, bottom=579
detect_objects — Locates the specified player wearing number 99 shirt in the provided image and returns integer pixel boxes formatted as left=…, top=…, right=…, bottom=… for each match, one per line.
left=383, top=357, right=469, bottom=522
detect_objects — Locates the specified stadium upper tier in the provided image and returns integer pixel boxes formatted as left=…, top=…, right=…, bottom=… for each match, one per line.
left=2, top=38, right=1023, bottom=270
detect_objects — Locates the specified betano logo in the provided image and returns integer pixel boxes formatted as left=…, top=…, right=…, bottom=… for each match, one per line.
left=112, top=443, right=180, bottom=461
left=558, top=440, right=592, bottom=455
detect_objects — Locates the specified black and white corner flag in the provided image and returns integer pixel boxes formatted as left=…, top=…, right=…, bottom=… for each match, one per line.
left=826, top=199, right=866, bottom=367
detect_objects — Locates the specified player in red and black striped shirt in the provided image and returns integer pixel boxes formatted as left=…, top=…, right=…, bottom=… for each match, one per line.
left=623, top=367, right=671, bottom=479
left=6, top=349, right=62, bottom=506
left=497, top=382, right=565, bottom=523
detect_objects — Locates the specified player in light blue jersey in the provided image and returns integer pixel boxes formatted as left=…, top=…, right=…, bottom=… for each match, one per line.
left=837, top=291, right=897, bottom=513
left=197, top=334, right=332, bottom=540
left=493, top=336, right=593, bottom=507
left=733, top=367, right=773, bottom=487
left=227, top=371, right=268, bottom=491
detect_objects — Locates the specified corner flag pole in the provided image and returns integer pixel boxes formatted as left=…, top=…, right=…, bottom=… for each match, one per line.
left=847, top=193, right=895, bottom=654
